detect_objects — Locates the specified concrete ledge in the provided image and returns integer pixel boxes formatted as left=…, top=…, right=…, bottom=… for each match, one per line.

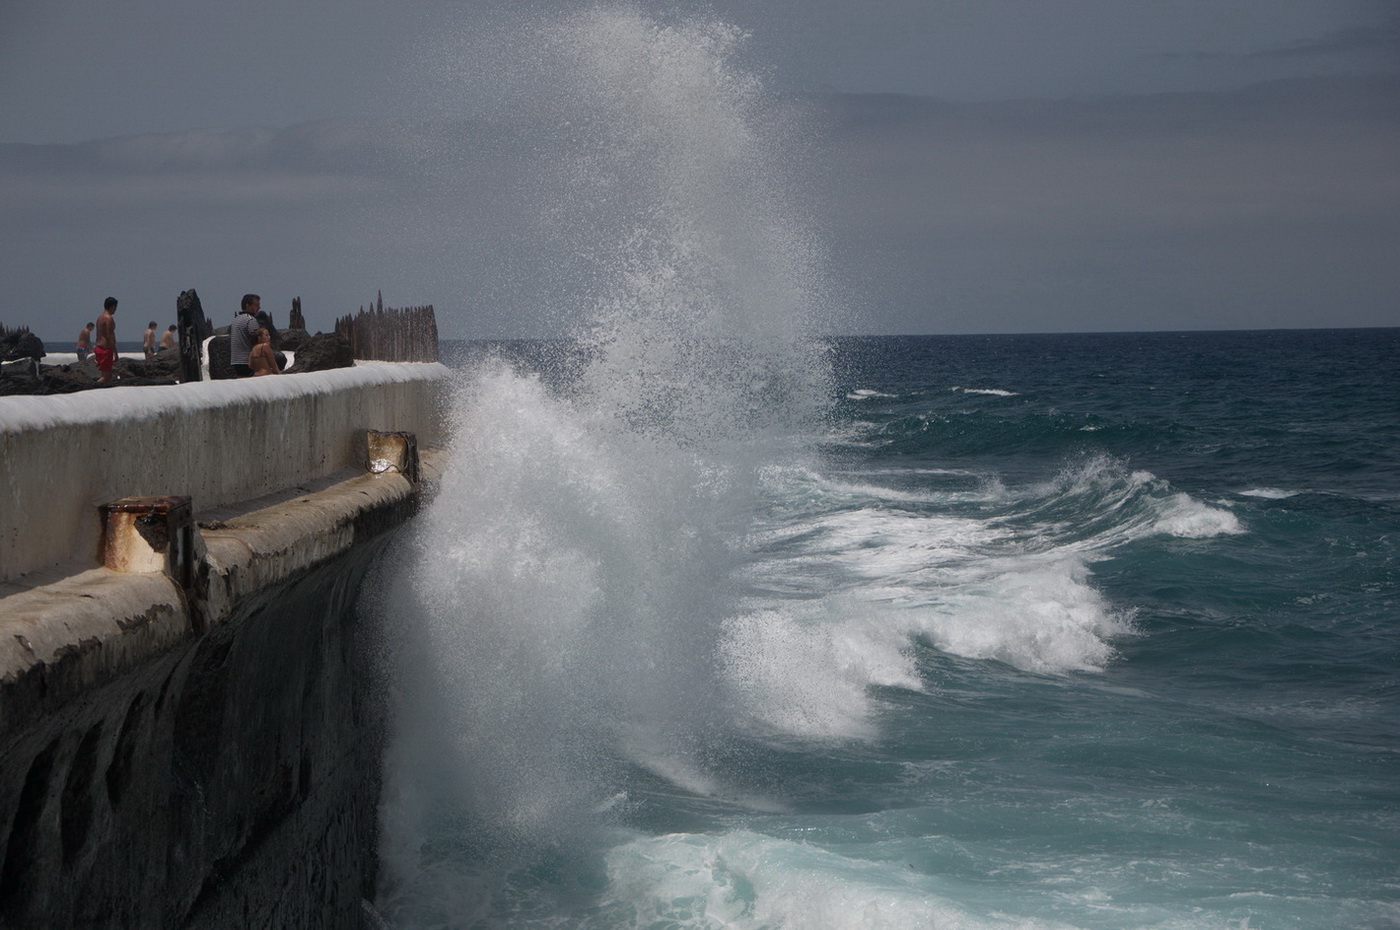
left=0, top=450, right=441, bottom=734
left=0, top=362, right=450, bottom=585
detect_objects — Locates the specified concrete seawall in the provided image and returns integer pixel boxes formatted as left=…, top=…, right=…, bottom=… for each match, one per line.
left=1, top=362, right=448, bottom=586
left=0, top=364, right=452, bottom=928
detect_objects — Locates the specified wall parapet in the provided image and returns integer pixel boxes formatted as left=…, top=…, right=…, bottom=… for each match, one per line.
left=0, top=362, right=450, bottom=586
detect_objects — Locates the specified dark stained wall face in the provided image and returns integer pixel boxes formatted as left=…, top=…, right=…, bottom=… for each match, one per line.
left=0, top=544, right=390, bottom=930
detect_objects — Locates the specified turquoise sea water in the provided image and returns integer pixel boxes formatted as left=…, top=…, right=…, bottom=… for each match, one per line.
left=374, top=329, right=1399, bottom=929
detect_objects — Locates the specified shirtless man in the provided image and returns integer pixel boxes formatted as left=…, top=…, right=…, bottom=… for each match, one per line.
left=248, top=327, right=281, bottom=376
left=160, top=324, right=177, bottom=350
left=94, top=298, right=118, bottom=383
left=143, top=321, right=158, bottom=360
left=76, top=322, right=94, bottom=363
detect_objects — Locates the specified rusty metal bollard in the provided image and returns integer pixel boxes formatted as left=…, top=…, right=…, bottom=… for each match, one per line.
left=365, top=430, right=420, bottom=486
left=100, top=495, right=197, bottom=583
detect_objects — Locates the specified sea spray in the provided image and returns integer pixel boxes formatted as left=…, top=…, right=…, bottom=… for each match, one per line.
left=374, top=7, right=834, bottom=923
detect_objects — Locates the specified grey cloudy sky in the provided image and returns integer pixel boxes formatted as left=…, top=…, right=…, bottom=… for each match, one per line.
left=1, top=0, right=1396, bottom=339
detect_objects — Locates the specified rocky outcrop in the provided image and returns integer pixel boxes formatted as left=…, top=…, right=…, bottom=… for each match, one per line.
left=0, top=347, right=182, bottom=395
left=285, top=333, right=354, bottom=374
left=277, top=328, right=311, bottom=352
left=1, top=330, right=45, bottom=363
left=207, top=335, right=233, bottom=380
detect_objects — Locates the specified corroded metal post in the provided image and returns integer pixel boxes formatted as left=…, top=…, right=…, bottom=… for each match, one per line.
left=100, top=495, right=207, bottom=632
left=365, top=430, right=420, bottom=486
left=100, top=495, right=193, bottom=573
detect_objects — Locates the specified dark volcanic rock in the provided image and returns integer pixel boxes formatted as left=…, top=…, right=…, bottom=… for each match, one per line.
left=277, top=328, right=311, bottom=352
left=255, top=310, right=279, bottom=347
left=0, top=366, right=38, bottom=393
left=114, top=355, right=178, bottom=382
left=1, top=353, right=177, bottom=395
left=208, top=334, right=233, bottom=380
left=2, top=332, right=46, bottom=362
left=39, top=364, right=97, bottom=389
left=35, top=373, right=97, bottom=394
left=0, top=376, right=37, bottom=395
left=0, top=364, right=101, bottom=395
left=1, top=359, right=39, bottom=378
left=285, top=333, right=354, bottom=373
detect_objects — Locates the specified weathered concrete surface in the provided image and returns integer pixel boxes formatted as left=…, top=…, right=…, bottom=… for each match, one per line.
left=0, top=451, right=442, bottom=929
left=0, top=362, right=449, bottom=586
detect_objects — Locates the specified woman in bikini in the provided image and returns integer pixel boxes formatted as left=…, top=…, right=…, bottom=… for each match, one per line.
left=248, top=327, right=282, bottom=376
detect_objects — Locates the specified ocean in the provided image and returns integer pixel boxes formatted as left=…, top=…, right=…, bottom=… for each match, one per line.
left=369, top=330, right=1398, bottom=930
left=362, top=10, right=1398, bottom=929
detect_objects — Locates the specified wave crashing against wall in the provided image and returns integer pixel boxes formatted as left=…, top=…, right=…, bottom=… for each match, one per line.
left=373, top=7, right=833, bottom=924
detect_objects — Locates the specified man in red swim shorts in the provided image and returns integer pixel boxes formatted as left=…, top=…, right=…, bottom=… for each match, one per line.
left=95, top=296, right=118, bottom=383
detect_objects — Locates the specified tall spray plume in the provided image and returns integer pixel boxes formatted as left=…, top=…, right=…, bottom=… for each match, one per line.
left=372, top=5, right=835, bottom=917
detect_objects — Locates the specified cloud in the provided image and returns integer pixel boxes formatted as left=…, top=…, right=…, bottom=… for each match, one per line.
left=0, top=116, right=540, bottom=341
left=0, top=122, right=418, bottom=209
left=2, top=75, right=1397, bottom=341
left=1252, top=20, right=1400, bottom=60
left=810, top=74, right=1400, bottom=332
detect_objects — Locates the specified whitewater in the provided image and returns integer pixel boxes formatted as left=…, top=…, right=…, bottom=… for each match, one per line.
left=365, top=8, right=1400, bottom=928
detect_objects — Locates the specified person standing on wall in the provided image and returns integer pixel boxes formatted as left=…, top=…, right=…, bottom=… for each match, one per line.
left=75, top=321, right=93, bottom=363
left=143, top=321, right=158, bottom=360
left=229, top=294, right=261, bottom=378
left=94, top=297, right=117, bottom=383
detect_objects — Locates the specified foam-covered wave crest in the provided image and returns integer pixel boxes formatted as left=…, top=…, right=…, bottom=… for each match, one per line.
left=1023, top=455, right=1244, bottom=545
left=718, top=452, right=1243, bottom=738
left=709, top=467, right=1136, bottom=741
left=598, top=830, right=1039, bottom=930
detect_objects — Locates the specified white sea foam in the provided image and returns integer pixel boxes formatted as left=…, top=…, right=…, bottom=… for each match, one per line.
left=847, top=387, right=896, bottom=400
left=953, top=386, right=1019, bottom=397
left=1152, top=492, right=1245, bottom=537
left=1238, top=487, right=1300, bottom=500
left=1026, top=454, right=1245, bottom=546
left=730, top=449, right=1244, bottom=716
left=713, top=462, right=1138, bottom=740
left=602, top=830, right=1052, bottom=930
left=904, top=553, right=1128, bottom=673
left=720, top=604, right=923, bottom=739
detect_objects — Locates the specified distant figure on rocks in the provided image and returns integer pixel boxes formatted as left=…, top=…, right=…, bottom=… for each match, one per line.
left=75, top=322, right=93, bottom=363
left=143, top=321, right=158, bottom=360
left=229, top=294, right=261, bottom=378
left=160, top=324, right=177, bottom=350
left=249, top=327, right=282, bottom=376
left=95, top=297, right=118, bottom=383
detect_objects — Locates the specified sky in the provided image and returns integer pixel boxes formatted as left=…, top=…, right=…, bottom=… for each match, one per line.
left=1, top=0, right=1397, bottom=340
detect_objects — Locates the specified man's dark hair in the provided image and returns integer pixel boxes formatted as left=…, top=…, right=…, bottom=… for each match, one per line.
left=241, top=293, right=261, bottom=311
left=103, top=297, right=118, bottom=310
left=148, top=321, right=157, bottom=328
